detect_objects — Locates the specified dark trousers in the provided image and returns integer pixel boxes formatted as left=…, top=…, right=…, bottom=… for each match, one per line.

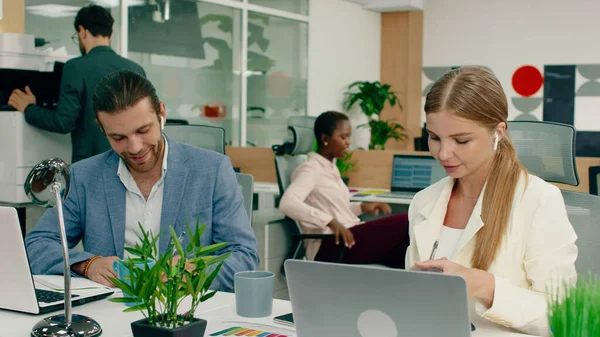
left=314, top=213, right=410, bottom=269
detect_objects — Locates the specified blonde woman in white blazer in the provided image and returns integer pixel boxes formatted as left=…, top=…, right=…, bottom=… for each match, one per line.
left=405, top=67, right=577, bottom=337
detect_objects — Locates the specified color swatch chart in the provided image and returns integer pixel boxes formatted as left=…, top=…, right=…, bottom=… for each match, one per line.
left=210, top=326, right=290, bottom=337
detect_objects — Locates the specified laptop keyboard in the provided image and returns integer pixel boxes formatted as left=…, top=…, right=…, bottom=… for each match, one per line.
left=36, top=289, right=79, bottom=303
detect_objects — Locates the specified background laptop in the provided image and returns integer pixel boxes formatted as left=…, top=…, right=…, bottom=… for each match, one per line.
left=285, top=260, right=472, bottom=337
left=379, top=154, right=446, bottom=199
left=0, top=206, right=113, bottom=314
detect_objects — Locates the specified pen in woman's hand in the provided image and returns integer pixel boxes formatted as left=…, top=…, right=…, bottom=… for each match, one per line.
left=429, top=240, right=439, bottom=261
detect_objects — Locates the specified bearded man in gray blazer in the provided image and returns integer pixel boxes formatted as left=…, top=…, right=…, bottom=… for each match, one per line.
left=25, top=70, right=258, bottom=292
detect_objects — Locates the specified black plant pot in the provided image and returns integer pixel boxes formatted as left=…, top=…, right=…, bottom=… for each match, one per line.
left=342, top=177, right=350, bottom=185
left=131, top=317, right=207, bottom=337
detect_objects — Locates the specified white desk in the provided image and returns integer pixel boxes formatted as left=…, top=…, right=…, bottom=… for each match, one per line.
left=0, top=291, right=538, bottom=337
left=350, top=188, right=413, bottom=205
left=252, top=182, right=414, bottom=207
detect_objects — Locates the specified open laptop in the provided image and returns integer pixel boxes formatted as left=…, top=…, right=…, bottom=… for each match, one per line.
left=378, top=154, right=446, bottom=199
left=0, top=206, right=113, bottom=314
left=285, top=260, right=472, bottom=337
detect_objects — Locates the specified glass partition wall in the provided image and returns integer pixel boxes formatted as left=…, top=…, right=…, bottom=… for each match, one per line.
left=25, top=0, right=309, bottom=147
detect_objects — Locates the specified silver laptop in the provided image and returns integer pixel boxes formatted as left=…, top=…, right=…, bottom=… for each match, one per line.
left=0, top=206, right=113, bottom=314
left=285, top=260, right=472, bottom=337
left=379, top=154, right=446, bottom=199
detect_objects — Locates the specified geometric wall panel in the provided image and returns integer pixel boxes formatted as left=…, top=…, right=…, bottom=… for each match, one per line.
left=543, top=65, right=576, bottom=126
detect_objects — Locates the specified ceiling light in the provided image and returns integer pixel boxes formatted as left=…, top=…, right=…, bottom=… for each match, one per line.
left=91, top=0, right=147, bottom=8
left=25, top=4, right=80, bottom=18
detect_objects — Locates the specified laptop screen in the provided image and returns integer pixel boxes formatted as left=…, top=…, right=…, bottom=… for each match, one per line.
left=391, top=155, right=446, bottom=192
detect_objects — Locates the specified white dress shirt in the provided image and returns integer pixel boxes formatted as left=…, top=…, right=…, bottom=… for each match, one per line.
left=118, top=137, right=169, bottom=258
left=434, top=226, right=464, bottom=260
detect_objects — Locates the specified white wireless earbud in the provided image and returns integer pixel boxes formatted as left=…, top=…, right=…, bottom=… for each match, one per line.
left=160, top=116, right=165, bottom=130
left=493, top=132, right=499, bottom=151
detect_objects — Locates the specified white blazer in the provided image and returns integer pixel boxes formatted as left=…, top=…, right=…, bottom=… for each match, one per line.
left=406, top=174, right=578, bottom=336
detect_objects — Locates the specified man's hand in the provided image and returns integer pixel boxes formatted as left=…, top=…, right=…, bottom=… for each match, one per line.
left=162, top=255, right=196, bottom=282
left=361, top=202, right=392, bottom=216
left=75, top=256, right=120, bottom=287
left=326, top=219, right=355, bottom=248
left=8, top=86, right=36, bottom=112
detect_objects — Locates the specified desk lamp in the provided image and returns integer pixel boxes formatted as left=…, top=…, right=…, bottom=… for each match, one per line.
left=24, top=158, right=102, bottom=337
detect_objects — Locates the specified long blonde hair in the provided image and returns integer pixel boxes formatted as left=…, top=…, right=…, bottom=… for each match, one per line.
left=424, top=66, right=527, bottom=271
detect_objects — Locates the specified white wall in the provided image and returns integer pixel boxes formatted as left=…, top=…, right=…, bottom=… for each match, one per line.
left=308, top=0, right=381, bottom=149
left=421, top=0, right=600, bottom=128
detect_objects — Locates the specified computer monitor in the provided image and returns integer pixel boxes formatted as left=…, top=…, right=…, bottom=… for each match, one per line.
left=390, top=154, right=446, bottom=192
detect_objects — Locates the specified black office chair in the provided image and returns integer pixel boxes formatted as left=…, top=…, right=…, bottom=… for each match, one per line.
left=270, top=117, right=345, bottom=276
left=272, top=154, right=346, bottom=276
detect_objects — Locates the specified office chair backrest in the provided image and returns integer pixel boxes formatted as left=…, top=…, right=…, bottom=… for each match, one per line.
left=289, top=126, right=315, bottom=155
left=289, top=116, right=316, bottom=155
left=288, top=116, right=317, bottom=129
left=508, top=121, right=579, bottom=186
left=165, top=118, right=189, bottom=125
left=235, top=173, right=254, bottom=222
left=274, top=155, right=308, bottom=195
left=561, top=190, right=600, bottom=277
left=163, top=124, right=226, bottom=154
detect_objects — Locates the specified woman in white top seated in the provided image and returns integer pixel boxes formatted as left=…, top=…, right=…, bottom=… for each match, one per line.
left=279, top=111, right=410, bottom=267
left=406, top=66, right=577, bottom=336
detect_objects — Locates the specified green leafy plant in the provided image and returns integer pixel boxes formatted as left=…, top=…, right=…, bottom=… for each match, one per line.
left=109, top=220, right=230, bottom=329
left=548, top=275, right=600, bottom=337
left=344, top=81, right=407, bottom=150
left=362, top=119, right=407, bottom=150
left=336, top=151, right=356, bottom=179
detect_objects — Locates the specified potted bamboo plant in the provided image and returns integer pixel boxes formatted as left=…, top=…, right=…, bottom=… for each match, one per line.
left=548, top=276, right=600, bottom=337
left=109, top=220, right=231, bottom=337
left=344, top=81, right=407, bottom=150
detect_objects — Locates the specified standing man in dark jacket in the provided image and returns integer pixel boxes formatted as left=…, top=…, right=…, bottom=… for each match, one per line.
left=8, top=5, right=145, bottom=163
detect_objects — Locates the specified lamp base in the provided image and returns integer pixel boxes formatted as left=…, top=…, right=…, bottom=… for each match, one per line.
left=31, top=314, right=102, bottom=337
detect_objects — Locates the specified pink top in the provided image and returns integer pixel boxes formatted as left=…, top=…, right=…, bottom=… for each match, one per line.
left=279, top=152, right=363, bottom=260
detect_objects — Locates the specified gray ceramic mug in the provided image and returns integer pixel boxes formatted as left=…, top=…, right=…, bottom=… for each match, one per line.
left=234, top=271, right=275, bottom=318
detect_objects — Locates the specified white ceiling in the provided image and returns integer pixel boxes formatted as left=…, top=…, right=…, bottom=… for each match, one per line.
left=345, top=0, right=423, bottom=12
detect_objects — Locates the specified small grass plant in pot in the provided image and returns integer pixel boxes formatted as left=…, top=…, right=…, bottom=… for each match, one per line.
left=109, top=220, right=231, bottom=337
left=344, top=81, right=407, bottom=150
left=548, top=275, right=600, bottom=337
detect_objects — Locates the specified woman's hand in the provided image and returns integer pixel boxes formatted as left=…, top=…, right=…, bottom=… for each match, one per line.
left=326, top=219, right=355, bottom=248
left=361, top=202, right=392, bottom=216
left=414, top=258, right=496, bottom=308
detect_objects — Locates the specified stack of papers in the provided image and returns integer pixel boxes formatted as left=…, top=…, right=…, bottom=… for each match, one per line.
left=33, top=275, right=113, bottom=292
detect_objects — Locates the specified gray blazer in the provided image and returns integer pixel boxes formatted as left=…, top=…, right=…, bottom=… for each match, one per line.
left=25, top=136, right=259, bottom=292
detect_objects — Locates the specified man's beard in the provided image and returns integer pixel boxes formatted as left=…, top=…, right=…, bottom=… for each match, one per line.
left=122, top=138, right=164, bottom=174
